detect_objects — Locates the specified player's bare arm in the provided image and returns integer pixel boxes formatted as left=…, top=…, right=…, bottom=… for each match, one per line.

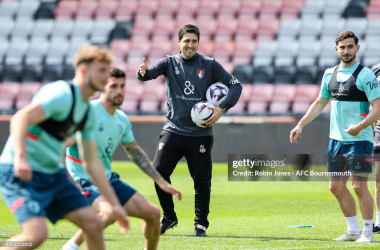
left=290, top=96, right=330, bottom=143
left=122, top=140, right=182, bottom=200
left=76, top=133, right=130, bottom=232
left=344, top=97, right=380, bottom=136
left=11, top=103, right=47, bottom=181
left=63, top=137, right=84, bottom=192
left=122, top=140, right=160, bottom=180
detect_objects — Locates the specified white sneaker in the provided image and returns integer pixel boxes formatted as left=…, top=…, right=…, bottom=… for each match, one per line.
left=355, top=231, right=374, bottom=243
left=333, top=230, right=361, bottom=241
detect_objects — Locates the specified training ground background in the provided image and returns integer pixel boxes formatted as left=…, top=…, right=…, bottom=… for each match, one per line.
left=1, top=162, right=380, bottom=250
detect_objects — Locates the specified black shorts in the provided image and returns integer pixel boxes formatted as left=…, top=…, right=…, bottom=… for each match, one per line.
left=327, top=139, right=373, bottom=173
left=0, top=164, right=89, bottom=225
left=77, top=172, right=137, bottom=206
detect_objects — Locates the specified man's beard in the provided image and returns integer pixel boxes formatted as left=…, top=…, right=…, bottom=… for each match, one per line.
left=340, top=53, right=356, bottom=64
left=107, top=95, right=123, bottom=106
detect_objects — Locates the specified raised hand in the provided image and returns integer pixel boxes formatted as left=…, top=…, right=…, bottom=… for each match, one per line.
left=139, top=57, right=148, bottom=77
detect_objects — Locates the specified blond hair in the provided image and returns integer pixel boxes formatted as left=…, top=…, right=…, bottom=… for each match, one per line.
left=73, top=45, right=113, bottom=68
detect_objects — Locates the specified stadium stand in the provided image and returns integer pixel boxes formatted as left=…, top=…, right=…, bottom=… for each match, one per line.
left=0, top=0, right=372, bottom=117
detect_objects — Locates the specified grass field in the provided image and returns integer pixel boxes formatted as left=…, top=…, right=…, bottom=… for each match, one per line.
left=1, top=162, right=380, bottom=249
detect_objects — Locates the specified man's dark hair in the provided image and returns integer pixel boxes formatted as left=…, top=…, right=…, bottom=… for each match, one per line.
left=109, top=67, right=126, bottom=79
left=178, top=24, right=200, bottom=41
left=335, top=31, right=359, bottom=45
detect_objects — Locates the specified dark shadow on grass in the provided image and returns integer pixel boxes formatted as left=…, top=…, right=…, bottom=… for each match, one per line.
left=161, top=235, right=342, bottom=242
left=44, top=237, right=119, bottom=242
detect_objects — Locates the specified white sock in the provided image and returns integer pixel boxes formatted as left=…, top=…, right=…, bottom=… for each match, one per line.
left=345, top=215, right=360, bottom=234
left=363, top=219, right=374, bottom=234
left=61, top=238, right=79, bottom=250
left=375, top=211, right=380, bottom=227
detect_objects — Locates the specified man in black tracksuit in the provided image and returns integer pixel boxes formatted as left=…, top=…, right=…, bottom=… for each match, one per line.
left=137, top=24, right=242, bottom=236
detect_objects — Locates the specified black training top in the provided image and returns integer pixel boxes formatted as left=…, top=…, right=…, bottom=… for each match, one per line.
left=137, top=53, right=242, bottom=136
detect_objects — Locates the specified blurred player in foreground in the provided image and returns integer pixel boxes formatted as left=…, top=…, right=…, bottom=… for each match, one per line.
left=61, top=67, right=182, bottom=250
left=290, top=31, right=380, bottom=243
left=0, top=46, right=129, bottom=250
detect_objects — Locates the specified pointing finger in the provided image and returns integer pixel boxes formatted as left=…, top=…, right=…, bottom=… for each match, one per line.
left=290, top=131, right=295, bottom=143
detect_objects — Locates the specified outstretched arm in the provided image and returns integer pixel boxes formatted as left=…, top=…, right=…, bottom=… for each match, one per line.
left=137, top=57, right=168, bottom=81
left=122, top=140, right=182, bottom=200
left=290, top=96, right=330, bottom=143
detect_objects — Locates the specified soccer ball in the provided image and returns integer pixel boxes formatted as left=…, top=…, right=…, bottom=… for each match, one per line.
left=206, top=83, right=229, bottom=107
left=191, top=101, right=214, bottom=128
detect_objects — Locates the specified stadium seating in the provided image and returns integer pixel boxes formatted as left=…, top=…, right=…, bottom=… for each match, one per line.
left=0, top=96, right=14, bottom=114
left=250, top=84, right=275, bottom=103
left=0, top=0, right=374, bottom=117
left=247, top=99, right=267, bottom=116
left=269, top=100, right=291, bottom=116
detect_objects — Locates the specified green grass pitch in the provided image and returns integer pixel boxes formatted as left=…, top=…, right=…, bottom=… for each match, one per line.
left=1, top=162, right=380, bottom=249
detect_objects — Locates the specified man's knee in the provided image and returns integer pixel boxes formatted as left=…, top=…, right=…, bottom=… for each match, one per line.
left=193, top=179, right=211, bottom=192
left=22, top=226, right=48, bottom=247
left=99, top=207, right=115, bottom=227
left=30, top=229, right=48, bottom=247
left=329, top=183, right=345, bottom=195
left=21, top=218, right=48, bottom=247
left=145, top=204, right=160, bottom=223
left=352, top=184, right=368, bottom=197
left=81, top=213, right=104, bottom=234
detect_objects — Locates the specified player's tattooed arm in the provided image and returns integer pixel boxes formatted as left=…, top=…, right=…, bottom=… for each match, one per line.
left=122, top=140, right=161, bottom=181
left=122, top=140, right=182, bottom=200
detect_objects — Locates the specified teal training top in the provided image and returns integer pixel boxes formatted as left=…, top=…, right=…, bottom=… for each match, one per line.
left=66, top=99, right=135, bottom=181
left=319, top=62, right=380, bottom=142
left=0, top=80, right=96, bottom=174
